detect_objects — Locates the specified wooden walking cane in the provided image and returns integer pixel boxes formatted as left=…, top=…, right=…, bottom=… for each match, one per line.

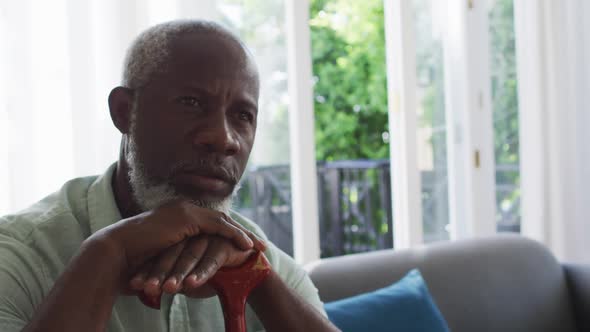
left=138, top=251, right=271, bottom=332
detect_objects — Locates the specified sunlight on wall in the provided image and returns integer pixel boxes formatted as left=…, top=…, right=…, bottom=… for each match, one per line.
left=29, top=0, right=75, bottom=196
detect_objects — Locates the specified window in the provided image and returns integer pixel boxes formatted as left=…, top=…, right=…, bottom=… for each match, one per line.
left=413, top=0, right=450, bottom=242
left=310, top=0, right=391, bottom=257
left=488, top=0, right=521, bottom=232
left=213, top=1, right=296, bottom=256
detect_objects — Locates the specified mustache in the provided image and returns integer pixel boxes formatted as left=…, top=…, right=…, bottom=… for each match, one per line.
left=169, top=159, right=240, bottom=184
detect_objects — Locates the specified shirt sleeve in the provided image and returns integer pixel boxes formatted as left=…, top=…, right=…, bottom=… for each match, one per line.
left=0, top=231, right=47, bottom=331
left=267, top=243, right=328, bottom=318
left=229, top=212, right=328, bottom=331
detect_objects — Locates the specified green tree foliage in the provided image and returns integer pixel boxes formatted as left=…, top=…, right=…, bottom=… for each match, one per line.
left=310, top=0, right=389, bottom=161
left=310, top=0, right=521, bottom=230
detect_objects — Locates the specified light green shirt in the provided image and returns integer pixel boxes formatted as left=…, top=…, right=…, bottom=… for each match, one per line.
left=0, top=164, right=326, bottom=331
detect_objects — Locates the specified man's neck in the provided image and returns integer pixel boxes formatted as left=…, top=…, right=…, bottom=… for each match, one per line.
left=112, top=158, right=143, bottom=219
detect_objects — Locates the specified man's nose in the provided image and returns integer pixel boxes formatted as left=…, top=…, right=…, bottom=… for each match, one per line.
left=191, top=115, right=240, bottom=155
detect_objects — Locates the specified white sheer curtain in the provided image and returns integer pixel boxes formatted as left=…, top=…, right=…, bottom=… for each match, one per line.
left=515, top=0, right=590, bottom=263
left=0, top=0, right=290, bottom=216
left=0, top=1, right=181, bottom=215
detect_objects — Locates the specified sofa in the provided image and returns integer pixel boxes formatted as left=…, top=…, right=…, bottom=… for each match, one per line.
left=304, top=234, right=590, bottom=332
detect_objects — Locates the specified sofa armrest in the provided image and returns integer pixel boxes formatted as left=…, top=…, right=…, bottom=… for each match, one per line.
left=564, top=263, right=590, bottom=331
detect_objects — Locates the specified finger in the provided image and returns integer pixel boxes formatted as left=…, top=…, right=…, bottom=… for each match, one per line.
left=129, top=261, right=154, bottom=291
left=162, top=236, right=209, bottom=294
left=184, top=241, right=228, bottom=289
left=167, top=202, right=255, bottom=251
left=143, top=240, right=187, bottom=296
left=193, top=211, right=254, bottom=251
left=123, top=261, right=153, bottom=295
left=221, top=213, right=267, bottom=252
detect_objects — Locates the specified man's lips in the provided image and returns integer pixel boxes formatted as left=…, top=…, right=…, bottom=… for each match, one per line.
left=174, top=171, right=234, bottom=193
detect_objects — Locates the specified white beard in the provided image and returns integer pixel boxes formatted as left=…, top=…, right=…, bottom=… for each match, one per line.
left=125, top=114, right=237, bottom=214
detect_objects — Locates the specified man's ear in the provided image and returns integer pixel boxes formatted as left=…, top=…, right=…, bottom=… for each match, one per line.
left=108, top=86, right=134, bottom=134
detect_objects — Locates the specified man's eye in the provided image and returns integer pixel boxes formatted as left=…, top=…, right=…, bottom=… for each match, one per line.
left=238, top=111, right=254, bottom=122
left=178, top=96, right=202, bottom=108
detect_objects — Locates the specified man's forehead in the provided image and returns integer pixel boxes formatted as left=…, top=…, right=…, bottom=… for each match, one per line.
left=163, top=32, right=259, bottom=92
left=170, top=33, right=255, bottom=70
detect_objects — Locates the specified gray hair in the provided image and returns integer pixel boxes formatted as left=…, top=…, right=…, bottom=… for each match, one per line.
left=121, top=19, right=243, bottom=89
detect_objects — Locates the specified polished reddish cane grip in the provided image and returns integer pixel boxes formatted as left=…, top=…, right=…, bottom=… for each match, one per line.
left=138, top=251, right=271, bottom=332
left=208, top=251, right=271, bottom=332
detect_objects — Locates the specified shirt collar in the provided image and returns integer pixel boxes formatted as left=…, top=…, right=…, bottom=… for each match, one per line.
left=87, top=162, right=123, bottom=235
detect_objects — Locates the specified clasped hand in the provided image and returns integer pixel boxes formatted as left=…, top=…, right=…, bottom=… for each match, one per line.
left=92, top=200, right=266, bottom=301
left=129, top=234, right=260, bottom=299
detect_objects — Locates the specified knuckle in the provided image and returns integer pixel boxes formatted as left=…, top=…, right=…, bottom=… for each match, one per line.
left=210, top=257, right=219, bottom=268
left=216, top=215, right=229, bottom=226
left=194, top=269, right=207, bottom=278
left=209, top=257, right=220, bottom=270
left=200, top=258, right=219, bottom=274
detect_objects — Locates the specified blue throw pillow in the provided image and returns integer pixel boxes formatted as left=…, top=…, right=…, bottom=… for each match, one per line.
left=324, top=269, right=450, bottom=332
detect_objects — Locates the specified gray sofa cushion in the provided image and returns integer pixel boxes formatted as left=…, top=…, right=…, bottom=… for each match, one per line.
left=564, top=263, right=590, bottom=331
left=306, top=234, right=578, bottom=332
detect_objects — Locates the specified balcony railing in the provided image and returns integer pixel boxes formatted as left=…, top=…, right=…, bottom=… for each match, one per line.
left=234, top=160, right=520, bottom=257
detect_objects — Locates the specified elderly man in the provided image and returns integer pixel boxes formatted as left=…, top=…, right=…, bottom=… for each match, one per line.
left=0, top=20, right=338, bottom=332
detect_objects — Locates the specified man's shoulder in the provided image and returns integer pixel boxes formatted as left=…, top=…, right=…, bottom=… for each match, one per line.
left=0, top=174, right=99, bottom=329
left=0, top=175, right=98, bottom=250
left=228, top=212, right=324, bottom=313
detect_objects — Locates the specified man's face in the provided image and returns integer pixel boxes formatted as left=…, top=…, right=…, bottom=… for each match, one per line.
left=126, top=33, right=259, bottom=212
